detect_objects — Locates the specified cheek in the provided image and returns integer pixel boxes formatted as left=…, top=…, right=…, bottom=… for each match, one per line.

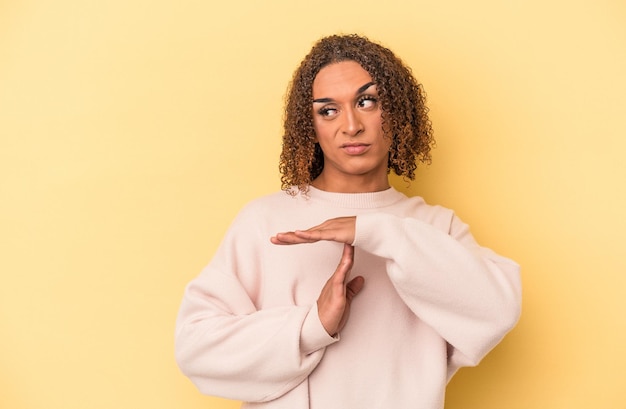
left=383, top=133, right=393, bottom=149
left=374, top=117, right=392, bottom=151
left=368, top=109, right=383, bottom=129
left=312, top=120, right=332, bottom=143
left=368, top=115, right=386, bottom=137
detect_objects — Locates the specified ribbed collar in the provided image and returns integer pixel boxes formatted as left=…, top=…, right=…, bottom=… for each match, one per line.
left=304, top=185, right=407, bottom=209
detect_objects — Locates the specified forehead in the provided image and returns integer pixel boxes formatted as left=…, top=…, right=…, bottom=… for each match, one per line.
left=312, top=61, right=374, bottom=98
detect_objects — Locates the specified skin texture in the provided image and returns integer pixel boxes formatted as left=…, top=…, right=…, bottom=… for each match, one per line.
left=316, top=243, right=363, bottom=337
left=310, top=61, right=391, bottom=193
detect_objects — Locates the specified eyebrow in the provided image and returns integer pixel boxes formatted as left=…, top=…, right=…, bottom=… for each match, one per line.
left=312, top=81, right=376, bottom=103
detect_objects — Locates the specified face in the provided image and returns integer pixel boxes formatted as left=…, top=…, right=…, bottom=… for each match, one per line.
left=311, top=60, right=391, bottom=192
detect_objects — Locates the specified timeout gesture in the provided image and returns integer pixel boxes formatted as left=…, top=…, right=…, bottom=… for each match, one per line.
left=271, top=216, right=363, bottom=337
left=270, top=216, right=356, bottom=246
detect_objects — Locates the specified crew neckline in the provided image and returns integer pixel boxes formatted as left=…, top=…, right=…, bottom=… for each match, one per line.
left=304, top=185, right=406, bottom=209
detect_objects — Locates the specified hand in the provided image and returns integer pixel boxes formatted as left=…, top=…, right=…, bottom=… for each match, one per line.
left=317, top=243, right=365, bottom=336
left=270, top=216, right=356, bottom=245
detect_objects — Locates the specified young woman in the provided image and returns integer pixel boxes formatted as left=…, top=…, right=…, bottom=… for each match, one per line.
left=175, top=34, right=521, bottom=409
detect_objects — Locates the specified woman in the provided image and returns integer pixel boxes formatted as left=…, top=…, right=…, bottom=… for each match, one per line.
left=175, top=34, right=521, bottom=409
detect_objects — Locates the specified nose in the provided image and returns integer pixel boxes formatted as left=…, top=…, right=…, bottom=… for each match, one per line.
left=342, top=107, right=364, bottom=137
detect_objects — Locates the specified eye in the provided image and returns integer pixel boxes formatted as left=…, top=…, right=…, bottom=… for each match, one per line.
left=317, top=106, right=338, bottom=118
left=357, top=95, right=378, bottom=110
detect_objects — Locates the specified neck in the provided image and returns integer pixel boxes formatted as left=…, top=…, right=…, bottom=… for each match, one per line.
left=311, top=173, right=390, bottom=193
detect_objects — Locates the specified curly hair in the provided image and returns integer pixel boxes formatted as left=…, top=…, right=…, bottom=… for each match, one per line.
left=279, top=34, right=434, bottom=194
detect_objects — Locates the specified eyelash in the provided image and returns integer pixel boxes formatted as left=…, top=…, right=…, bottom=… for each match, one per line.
left=316, top=95, right=378, bottom=117
left=357, top=95, right=378, bottom=108
left=317, top=107, right=336, bottom=117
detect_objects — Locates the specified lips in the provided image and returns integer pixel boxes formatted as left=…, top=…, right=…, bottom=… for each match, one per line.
left=341, top=143, right=370, bottom=155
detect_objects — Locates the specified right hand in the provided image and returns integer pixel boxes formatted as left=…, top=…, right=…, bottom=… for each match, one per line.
left=317, top=243, right=365, bottom=336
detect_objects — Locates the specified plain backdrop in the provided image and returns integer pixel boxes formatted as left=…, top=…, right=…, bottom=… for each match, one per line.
left=1, top=0, right=625, bottom=408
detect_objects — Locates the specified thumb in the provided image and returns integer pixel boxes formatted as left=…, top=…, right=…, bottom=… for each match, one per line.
left=345, top=276, right=365, bottom=301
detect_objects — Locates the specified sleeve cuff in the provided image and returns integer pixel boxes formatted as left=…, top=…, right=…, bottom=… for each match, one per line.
left=300, top=302, right=339, bottom=355
left=353, top=213, right=393, bottom=255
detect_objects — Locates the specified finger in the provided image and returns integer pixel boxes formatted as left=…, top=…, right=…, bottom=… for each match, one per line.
left=293, top=229, right=326, bottom=242
left=271, top=217, right=357, bottom=245
left=345, top=276, right=365, bottom=300
left=270, top=232, right=318, bottom=245
left=299, top=217, right=355, bottom=244
left=333, top=244, right=354, bottom=285
left=340, top=243, right=354, bottom=268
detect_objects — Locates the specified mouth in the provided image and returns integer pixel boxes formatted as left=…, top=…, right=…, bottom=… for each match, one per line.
left=341, top=143, right=371, bottom=155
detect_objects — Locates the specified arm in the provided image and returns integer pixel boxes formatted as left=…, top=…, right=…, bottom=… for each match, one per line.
left=353, top=212, right=521, bottom=376
left=273, top=212, right=522, bottom=376
left=175, top=211, right=339, bottom=402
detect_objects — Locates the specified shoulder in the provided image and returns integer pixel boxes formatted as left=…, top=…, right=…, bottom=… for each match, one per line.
left=392, top=192, right=456, bottom=228
left=238, top=189, right=304, bottom=217
left=228, top=189, right=312, bottom=233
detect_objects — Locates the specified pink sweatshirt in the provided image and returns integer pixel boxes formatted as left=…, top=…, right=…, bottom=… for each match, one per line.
left=175, top=186, right=521, bottom=409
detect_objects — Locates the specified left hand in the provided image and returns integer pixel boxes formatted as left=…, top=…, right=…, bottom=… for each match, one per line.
left=270, top=216, right=356, bottom=245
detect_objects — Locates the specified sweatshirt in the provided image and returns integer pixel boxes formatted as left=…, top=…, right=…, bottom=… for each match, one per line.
left=175, top=186, right=522, bottom=409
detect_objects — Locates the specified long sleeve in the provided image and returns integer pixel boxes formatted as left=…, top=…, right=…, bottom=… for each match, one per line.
left=176, top=188, right=521, bottom=409
left=174, top=205, right=337, bottom=402
left=352, top=211, right=522, bottom=378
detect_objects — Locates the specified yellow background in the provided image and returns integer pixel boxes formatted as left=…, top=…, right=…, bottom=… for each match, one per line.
left=1, top=0, right=625, bottom=408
